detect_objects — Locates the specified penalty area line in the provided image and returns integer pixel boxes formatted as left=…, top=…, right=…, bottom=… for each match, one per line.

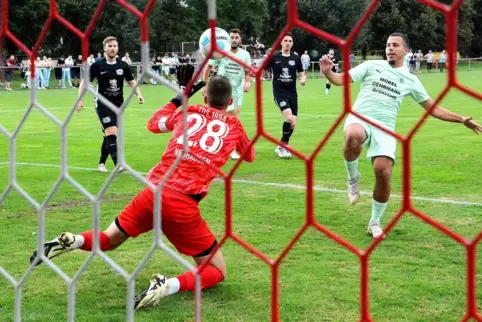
left=0, top=161, right=481, bottom=207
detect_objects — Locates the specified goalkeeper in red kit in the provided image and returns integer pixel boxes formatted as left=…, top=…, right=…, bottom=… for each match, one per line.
left=30, top=66, right=256, bottom=310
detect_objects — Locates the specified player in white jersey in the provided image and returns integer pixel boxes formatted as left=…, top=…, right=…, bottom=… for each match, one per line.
left=202, top=29, right=252, bottom=160
left=319, top=32, right=482, bottom=238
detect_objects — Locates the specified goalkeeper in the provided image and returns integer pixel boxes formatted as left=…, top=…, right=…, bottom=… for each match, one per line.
left=30, top=66, right=256, bottom=310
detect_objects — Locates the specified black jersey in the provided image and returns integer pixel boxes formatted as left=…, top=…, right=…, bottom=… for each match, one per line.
left=330, top=55, right=339, bottom=72
left=90, top=58, right=134, bottom=106
left=266, top=52, right=303, bottom=94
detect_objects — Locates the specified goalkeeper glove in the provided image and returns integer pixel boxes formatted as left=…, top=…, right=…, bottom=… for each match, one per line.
left=170, top=64, right=206, bottom=107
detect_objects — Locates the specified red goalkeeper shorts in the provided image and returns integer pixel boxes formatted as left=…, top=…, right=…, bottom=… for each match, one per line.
left=116, top=186, right=216, bottom=257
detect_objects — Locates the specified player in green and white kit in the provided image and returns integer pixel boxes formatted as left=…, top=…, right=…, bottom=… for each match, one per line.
left=202, top=29, right=252, bottom=160
left=320, top=32, right=482, bottom=238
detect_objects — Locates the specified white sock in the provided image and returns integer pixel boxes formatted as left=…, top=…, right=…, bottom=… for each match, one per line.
left=72, top=235, right=85, bottom=249
left=370, top=199, right=388, bottom=223
left=166, top=277, right=180, bottom=296
left=344, top=159, right=359, bottom=181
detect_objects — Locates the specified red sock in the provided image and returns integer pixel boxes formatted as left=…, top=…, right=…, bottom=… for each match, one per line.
left=80, top=230, right=112, bottom=251
left=177, top=265, right=225, bottom=292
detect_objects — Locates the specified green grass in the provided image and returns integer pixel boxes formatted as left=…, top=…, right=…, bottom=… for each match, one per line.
left=1, top=69, right=482, bottom=322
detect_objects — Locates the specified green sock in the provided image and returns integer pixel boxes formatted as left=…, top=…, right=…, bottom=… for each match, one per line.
left=344, top=159, right=359, bottom=181
left=370, top=199, right=387, bottom=222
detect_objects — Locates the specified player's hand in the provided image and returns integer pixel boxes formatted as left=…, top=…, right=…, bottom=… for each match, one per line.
left=319, top=55, right=334, bottom=74
left=243, top=81, right=251, bottom=92
left=300, top=76, right=306, bottom=86
left=76, top=100, right=84, bottom=113
left=137, top=95, right=144, bottom=104
left=462, top=117, right=482, bottom=135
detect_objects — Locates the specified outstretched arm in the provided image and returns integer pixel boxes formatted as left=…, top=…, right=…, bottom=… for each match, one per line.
left=420, top=99, right=482, bottom=134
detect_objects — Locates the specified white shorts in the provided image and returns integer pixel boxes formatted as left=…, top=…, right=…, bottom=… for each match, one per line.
left=227, top=95, right=243, bottom=112
left=344, top=114, right=397, bottom=161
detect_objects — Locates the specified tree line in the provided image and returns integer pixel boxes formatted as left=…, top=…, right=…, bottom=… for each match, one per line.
left=1, top=0, right=481, bottom=61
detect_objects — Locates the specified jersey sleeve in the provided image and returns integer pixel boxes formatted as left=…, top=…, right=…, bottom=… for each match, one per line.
left=147, top=102, right=180, bottom=133
left=244, top=51, right=252, bottom=68
left=235, top=123, right=255, bottom=162
left=89, top=63, right=99, bottom=82
left=410, top=77, right=431, bottom=103
left=348, top=61, right=370, bottom=83
left=124, top=63, right=134, bottom=82
left=296, top=56, right=303, bottom=73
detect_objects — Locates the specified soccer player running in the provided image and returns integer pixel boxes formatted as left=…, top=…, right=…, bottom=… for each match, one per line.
left=324, top=48, right=339, bottom=95
left=266, top=33, right=306, bottom=159
left=202, top=29, right=252, bottom=160
left=319, top=33, right=482, bottom=238
left=30, top=70, right=256, bottom=310
left=77, top=36, right=144, bottom=172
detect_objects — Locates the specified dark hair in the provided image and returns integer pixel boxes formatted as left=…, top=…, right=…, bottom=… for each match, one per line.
left=207, top=75, right=232, bottom=109
left=229, top=29, right=241, bottom=35
left=388, top=32, right=409, bottom=48
left=284, top=32, right=294, bottom=42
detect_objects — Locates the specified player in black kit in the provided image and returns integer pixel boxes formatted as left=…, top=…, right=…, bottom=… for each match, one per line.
left=324, top=48, right=339, bottom=95
left=76, top=36, right=144, bottom=172
left=265, top=32, right=306, bottom=159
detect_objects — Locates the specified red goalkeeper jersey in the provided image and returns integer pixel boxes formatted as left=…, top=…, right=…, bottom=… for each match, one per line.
left=146, top=102, right=255, bottom=199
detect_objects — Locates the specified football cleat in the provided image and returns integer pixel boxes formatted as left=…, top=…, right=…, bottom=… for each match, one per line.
left=135, top=274, right=170, bottom=310
left=30, top=232, right=77, bottom=266
left=97, top=163, right=108, bottom=172
left=367, top=220, right=385, bottom=239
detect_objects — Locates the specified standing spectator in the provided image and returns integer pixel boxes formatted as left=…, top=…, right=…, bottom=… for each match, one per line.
left=425, top=50, right=433, bottom=73
left=5, top=54, right=16, bottom=91
left=63, top=55, right=73, bottom=88
left=71, top=55, right=82, bottom=87
left=95, top=53, right=102, bottom=62
left=36, top=56, right=46, bottom=89
left=42, top=56, right=52, bottom=88
left=349, top=53, right=355, bottom=69
left=55, top=55, right=65, bottom=88
left=301, top=50, right=310, bottom=72
left=88, top=54, right=96, bottom=65
left=439, top=50, right=446, bottom=72
left=121, top=53, right=132, bottom=65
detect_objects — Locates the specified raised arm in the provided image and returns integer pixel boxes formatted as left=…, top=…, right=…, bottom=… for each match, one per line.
left=319, top=55, right=349, bottom=86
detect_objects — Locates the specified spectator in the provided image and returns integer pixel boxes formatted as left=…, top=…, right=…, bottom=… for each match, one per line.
left=5, top=55, right=16, bottom=91
left=63, top=55, right=73, bottom=88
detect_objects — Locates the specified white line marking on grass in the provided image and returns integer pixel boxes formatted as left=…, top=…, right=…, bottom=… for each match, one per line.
left=0, top=161, right=481, bottom=207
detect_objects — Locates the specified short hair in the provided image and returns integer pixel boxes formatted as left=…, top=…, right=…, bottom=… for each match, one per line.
left=284, top=32, right=294, bottom=42
left=388, top=32, right=409, bottom=48
left=229, top=29, right=241, bottom=35
left=103, top=36, right=117, bottom=48
left=207, top=75, right=232, bottom=109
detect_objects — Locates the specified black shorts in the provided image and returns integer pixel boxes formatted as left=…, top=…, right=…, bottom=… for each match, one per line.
left=170, top=67, right=176, bottom=75
left=55, top=68, right=62, bottom=80
left=273, top=93, right=298, bottom=116
left=95, top=103, right=121, bottom=132
left=5, top=72, right=12, bottom=82
left=71, top=69, right=81, bottom=79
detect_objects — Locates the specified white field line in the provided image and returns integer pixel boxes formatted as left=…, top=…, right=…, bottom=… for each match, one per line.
left=0, top=161, right=481, bottom=207
left=0, top=106, right=444, bottom=120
